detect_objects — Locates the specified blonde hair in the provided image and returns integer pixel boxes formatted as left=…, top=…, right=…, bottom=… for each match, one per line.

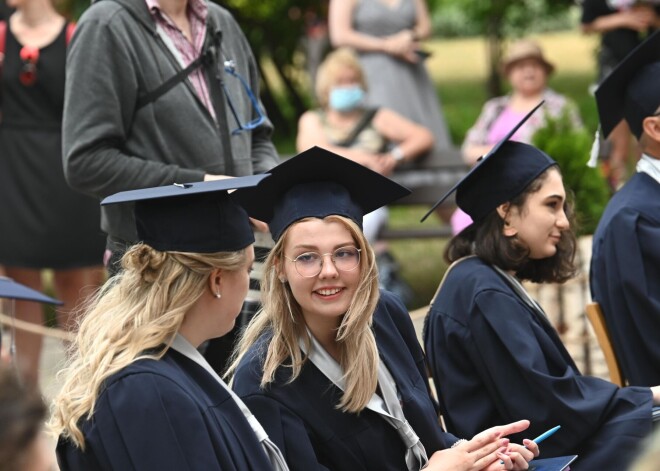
left=315, top=47, right=368, bottom=109
left=49, top=243, right=248, bottom=449
left=228, top=215, right=380, bottom=413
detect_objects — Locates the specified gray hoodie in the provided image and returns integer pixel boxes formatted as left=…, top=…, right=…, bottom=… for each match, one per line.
left=63, top=0, right=280, bottom=242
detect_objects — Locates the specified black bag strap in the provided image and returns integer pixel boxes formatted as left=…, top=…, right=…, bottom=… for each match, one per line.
left=135, top=41, right=213, bottom=111
left=334, top=107, right=379, bottom=147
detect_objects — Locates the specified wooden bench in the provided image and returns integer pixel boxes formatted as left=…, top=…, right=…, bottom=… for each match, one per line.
left=382, top=147, right=468, bottom=240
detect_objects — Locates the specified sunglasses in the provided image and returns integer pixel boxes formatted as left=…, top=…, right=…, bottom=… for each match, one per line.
left=19, top=45, right=39, bottom=87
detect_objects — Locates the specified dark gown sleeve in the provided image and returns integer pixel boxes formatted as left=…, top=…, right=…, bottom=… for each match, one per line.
left=82, top=373, right=235, bottom=470
left=427, top=282, right=652, bottom=466
left=596, top=208, right=660, bottom=386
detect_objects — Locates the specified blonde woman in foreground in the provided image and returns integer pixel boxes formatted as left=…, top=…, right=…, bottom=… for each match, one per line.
left=49, top=177, right=288, bottom=470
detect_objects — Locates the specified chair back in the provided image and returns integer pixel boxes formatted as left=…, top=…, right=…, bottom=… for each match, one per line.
left=585, top=302, right=625, bottom=386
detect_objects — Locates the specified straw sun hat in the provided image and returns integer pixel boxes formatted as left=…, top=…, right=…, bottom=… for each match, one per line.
left=501, top=40, right=555, bottom=76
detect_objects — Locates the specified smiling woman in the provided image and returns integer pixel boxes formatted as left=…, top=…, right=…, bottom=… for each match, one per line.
left=228, top=147, right=540, bottom=471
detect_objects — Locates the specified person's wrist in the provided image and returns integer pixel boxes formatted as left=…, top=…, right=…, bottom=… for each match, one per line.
left=451, top=439, right=468, bottom=449
left=390, top=145, right=405, bottom=164
left=382, top=36, right=395, bottom=54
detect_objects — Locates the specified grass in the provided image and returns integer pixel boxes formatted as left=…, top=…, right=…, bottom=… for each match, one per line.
left=377, top=30, right=600, bottom=308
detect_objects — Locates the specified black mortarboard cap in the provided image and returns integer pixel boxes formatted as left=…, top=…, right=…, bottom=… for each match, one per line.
left=101, top=175, right=269, bottom=253
left=0, top=277, right=62, bottom=304
left=421, top=101, right=555, bottom=222
left=232, top=147, right=411, bottom=241
left=595, top=30, right=660, bottom=139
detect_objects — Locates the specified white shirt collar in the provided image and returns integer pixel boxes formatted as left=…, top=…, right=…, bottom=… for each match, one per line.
left=637, top=153, right=660, bottom=185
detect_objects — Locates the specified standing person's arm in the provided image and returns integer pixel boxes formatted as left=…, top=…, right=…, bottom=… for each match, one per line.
left=63, top=14, right=205, bottom=199
left=328, top=0, right=420, bottom=63
left=296, top=110, right=392, bottom=174
left=372, top=107, right=434, bottom=164
left=581, top=0, right=655, bottom=33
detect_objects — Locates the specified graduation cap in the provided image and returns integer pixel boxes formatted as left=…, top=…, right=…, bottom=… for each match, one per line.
left=0, top=276, right=62, bottom=305
left=421, top=101, right=555, bottom=223
left=101, top=175, right=269, bottom=253
left=595, top=30, right=660, bottom=139
left=231, top=146, right=411, bottom=241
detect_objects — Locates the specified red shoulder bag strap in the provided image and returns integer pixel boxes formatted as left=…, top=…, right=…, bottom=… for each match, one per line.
left=65, top=21, right=75, bottom=45
left=0, top=20, right=7, bottom=65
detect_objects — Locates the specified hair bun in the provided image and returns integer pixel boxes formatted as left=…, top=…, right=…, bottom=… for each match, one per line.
left=124, top=244, right=167, bottom=283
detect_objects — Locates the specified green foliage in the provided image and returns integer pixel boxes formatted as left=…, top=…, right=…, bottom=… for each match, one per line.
left=432, top=0, right=576, bottom=38
left=532, top=113, right=610, bottom=235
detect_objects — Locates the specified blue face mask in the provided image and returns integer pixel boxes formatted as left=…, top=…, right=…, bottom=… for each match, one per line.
left=329, top=86, right=365, bottom=112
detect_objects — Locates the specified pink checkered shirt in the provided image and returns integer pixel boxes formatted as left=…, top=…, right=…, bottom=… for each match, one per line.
left=145, top=0, right=215, bottom=119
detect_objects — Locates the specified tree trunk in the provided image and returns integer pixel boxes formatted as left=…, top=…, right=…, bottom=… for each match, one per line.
left=256, top=59, right=292, bottom=137
left=485, top=8, right=504, bottom=98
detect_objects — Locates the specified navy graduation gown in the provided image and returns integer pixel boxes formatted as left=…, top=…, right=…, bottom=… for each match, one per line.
left=590, top=172, right=660, bottom=386
left=423, top=257, right=653, bottom=470
left=232, top=290, right=458, bottom=471
left=57, top=349, right=274, bottom=471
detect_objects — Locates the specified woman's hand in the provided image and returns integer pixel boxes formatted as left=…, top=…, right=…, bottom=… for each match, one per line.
left=620, top=5, right=656, bottom=32
left=425, top=432, right=510, bottom=471
left=480, top=420, right=538, bottom=470
left=383, top=30, right=418, bottom=63
left=651, top=385, right=660, bottom=405
left=491, top=441, right=538, bottom=471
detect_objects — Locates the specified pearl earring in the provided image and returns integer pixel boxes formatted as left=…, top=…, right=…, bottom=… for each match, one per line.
left=215, top=292, right=222, bottom=299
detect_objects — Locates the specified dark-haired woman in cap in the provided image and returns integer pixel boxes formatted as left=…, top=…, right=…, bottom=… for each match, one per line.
left=49, top=177, right=288, bottom=470
left=423, top=128, right=660, bottom=469
left=229, top=147, right=539, bottom=471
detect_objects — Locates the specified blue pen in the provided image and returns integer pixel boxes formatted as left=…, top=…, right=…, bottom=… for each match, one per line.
left=530, top=425, right=561, bottom=446
left=500, top=425, right=562, bottom=464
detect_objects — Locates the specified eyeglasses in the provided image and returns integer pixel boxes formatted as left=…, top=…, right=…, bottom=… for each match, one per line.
left=285, top=246, right=361, bottom=278
left=19, top=45, right=39, bottom=87
left=223, top=60, right=266, bottom=135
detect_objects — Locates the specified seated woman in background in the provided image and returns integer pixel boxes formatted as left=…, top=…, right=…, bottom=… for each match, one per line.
left=297, top=47, right=434, bottom=176
left=229, top=147, right=539, bottom=471
left=453, top=39, right=583, bottom=234
left=50, top=177, right=288, bottom=471
left=423, top=106, right=659, bottom=470
left=297, top=48, right=433, bottom=303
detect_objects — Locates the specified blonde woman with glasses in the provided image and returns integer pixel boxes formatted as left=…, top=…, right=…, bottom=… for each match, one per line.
left=229, top=147, right=539, bottom=471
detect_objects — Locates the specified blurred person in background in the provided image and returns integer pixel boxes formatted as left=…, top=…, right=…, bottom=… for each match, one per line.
left=329, top=0, right=454, bottom=158
left=0, top=0, right=104, bottom=385
left=454, top=39, right=582, bottom=235
left=62, top=0, right=281, bottom=376
left=581, top=0, right=660, bottom=189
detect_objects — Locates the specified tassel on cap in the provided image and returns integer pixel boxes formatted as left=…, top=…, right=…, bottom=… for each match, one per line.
left=587, top=126, right=600, bottom=168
